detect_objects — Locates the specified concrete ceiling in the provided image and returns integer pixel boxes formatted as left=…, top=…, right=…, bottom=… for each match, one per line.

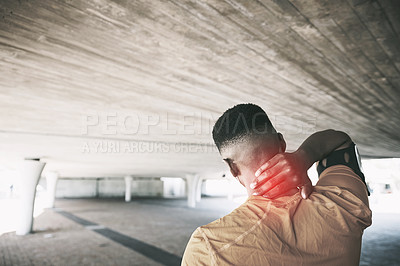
left=0, top=0, right=399, bottom=178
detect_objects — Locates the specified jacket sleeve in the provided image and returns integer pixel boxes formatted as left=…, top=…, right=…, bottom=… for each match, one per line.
left=316, top=165, right=372, bottom=231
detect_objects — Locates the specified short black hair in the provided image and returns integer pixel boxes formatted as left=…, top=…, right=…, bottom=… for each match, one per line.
left=212, top=103, right=276, bottom=151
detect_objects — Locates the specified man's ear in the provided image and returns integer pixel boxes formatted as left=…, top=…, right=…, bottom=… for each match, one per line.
left=277, top=133, right=286, bottom=153
left=224, top=159, right=240, bottom=177
left=228, top=162, right=245, bottom=186
left=229, top=164, right=239, bottom=178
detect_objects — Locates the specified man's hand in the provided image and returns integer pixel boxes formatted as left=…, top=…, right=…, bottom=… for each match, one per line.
left=250, top=151, right=313, bottom=199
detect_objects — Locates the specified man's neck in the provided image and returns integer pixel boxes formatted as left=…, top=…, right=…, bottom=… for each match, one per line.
left=246, top=186, right=299, bottom=199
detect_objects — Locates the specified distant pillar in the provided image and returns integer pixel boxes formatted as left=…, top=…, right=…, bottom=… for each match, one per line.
left=125, top=176, right=133, bottom=202
left=186, top=174, right=200, bottom=208
left=196, top=178, right=203, bottom=202
left=45, top=172, right=59, bottom=208
left=16, top=159, right=46, bottom=235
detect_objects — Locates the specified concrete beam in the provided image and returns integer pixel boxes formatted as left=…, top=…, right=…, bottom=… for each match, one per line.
left=0, top=0, right=399, bottom=180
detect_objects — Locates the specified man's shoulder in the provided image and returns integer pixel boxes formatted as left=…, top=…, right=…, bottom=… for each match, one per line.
left=317, top=164, right=370, bottom=206
left=181, top=227, right=211, bottom=265
left=181, top=205, right=253, bottom=266
left=199, top=199, right=266, bottom=242
left=185, top=202, right=252, bottom=243
left=182, top=198, right=287, bottom=265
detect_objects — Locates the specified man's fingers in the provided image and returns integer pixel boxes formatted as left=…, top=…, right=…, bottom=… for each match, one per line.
left=254, top=154, right=282, bottom=177
left=251, top=171, right=287, bottom=195
left=251, top=162, right=285, bottom=189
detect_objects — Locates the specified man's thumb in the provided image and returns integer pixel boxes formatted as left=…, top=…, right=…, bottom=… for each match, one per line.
left=300, top=178, right=313, bottom=199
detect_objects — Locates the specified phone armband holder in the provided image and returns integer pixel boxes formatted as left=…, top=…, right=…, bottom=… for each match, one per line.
left=316, top=142, right=370, bottom=196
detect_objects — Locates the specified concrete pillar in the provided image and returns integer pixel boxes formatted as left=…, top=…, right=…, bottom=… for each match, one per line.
left=196, top=178, right=203, bottom=202
left=186, top=174, right=200, bottom=208
left=16, top=159, right=46, bottom=235
left=124, top=176, right=133, bottom=202
left=45, top=172, right=59, bottom=208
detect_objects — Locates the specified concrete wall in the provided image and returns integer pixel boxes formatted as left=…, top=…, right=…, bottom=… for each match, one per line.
left=131, top=180, right=163, bottom=197
left=98, top=179, right=125, bottom=197
left=56, top=179, right=98, bottom=198
left=43, top=178, right=164, bottom=198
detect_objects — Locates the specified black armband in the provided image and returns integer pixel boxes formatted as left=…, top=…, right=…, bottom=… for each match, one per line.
left=316, top=142, right=370, bottom=196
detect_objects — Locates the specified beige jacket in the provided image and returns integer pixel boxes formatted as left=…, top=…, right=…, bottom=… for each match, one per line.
left=182, top=165, right=372, bottom=265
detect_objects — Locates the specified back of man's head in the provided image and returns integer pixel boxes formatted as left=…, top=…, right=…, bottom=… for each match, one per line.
left=212, top=103, right=276, bottom=152
left=212, top=103, right=285, bottom=188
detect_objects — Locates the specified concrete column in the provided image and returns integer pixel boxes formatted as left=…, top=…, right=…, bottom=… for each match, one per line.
left=16, top=159, right=46, bottom=235
left=186, top=174, right=199, bottom=208
left=45, top=172, right=59, bottom=208
left=124, top=176, right=133, bottom=202
left=196, top=178, right=203, bottom=202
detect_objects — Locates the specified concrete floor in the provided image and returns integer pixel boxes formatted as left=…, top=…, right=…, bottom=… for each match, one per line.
left=0, top=197, right=399, bottom=266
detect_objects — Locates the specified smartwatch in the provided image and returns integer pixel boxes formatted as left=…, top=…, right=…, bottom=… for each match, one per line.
left=316, top=142, right=370, bottom=196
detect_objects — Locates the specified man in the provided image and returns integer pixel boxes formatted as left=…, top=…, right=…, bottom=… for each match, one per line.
left=182, top=103, right=371, bottom=265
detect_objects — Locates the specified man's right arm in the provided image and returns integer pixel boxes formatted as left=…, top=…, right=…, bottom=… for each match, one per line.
left=251, top=129, right=361, bottom=199
left=294, top=129, right=353, bottom=172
